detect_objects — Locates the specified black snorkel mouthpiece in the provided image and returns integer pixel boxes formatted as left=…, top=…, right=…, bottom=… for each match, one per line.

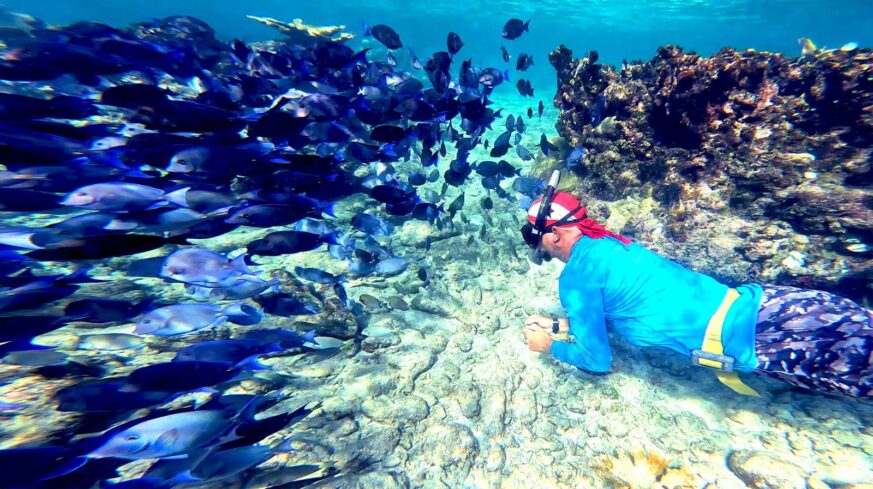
left=527, top=169, right=562, bottom=265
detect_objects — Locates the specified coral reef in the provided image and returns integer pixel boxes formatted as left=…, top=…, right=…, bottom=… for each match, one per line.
left=549, top=44, right=873, bottom=303
left=247, top=15, right=355, bottom=44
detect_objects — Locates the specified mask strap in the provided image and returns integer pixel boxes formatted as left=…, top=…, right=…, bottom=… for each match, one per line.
left=547, top=204, right=585, bottom=230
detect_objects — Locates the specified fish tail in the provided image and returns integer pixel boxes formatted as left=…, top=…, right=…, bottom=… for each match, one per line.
left=380, top=143, right=397, bottom=158
left=230, top=253, right=253, bottom=274
left=321, top=201, right=336, bottom=218
left=350, top=48, right=369, bottom=67
left=322, top=231, right=341, bottom=245
left=232, top=395, right=260, bottom=423
left=222, top=302, right=263, bottom=324
left=503, top=69, right=511, bottom=82
left=524, top=20, right=531, bottom=32
left=302, top=330, right=318, bottom=345
left=162, top=187, right=190, bottom=207
left=167, top=470, right=201, bottom=485
left=40, top=456, right=90, bottom=481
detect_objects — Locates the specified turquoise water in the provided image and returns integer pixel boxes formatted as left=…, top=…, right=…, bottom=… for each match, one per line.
left=1, top=1, right=873, bottom=488
left=7, top=0, right=873, bottom=91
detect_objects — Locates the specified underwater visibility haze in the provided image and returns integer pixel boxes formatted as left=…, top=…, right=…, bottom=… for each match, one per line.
left=0, top=0, right=872, bottom=488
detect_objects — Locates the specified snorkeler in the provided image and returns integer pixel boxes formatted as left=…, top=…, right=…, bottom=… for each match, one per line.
left=520, top=170, right=873, bottom=398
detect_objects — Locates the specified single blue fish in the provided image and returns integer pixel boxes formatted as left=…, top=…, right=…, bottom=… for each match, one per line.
left=565, top=146, right=586, bottom=169
left=242, top=329, right=318, bottom=349
left=254, top=292, right=320, bottom=317
left=86, top=404, right=253, bottom=460
left=351, top=212, right=393, bottom=236
left=161, top=248, right=260, bottom=288
left=374, top=257, right=408, bottom=276
left=512, top=177, right=545, bottom=196
left=173, top=339, right=282, bottom=367
left=135, top=303, right=262, bottom=336
left=60, top=182, right=189, bottom=212
left=55, top=379, right=175, bottom=413
left=185, top=276, right=280, bottom=301
left=294, top=266, right=344, bottom=285
left=127, top=361, right=241, bottom=392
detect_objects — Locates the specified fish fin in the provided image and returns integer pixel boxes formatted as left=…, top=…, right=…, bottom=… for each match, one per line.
left=40, top=455, right=90, bottom=481
left=103, top=219, right=138, bottom=231
left=162, top=187, right=190, bottom=208
left=230, top=253, right=253, bottom=274
left=167, top=470, right=201, bottom=484
left=321, top=202, right=336, bottom=218
left=62, top=267, right=105, bottom=284
left=232, top=396, right=260, bottom=423
left=154, top=428, right=179, bottom=450
left=75, top=73, right=102, bottom=86
left=164, top=235, right=191, bottom=246
left=524, top=19, right=531, bottom=32
left=302, top=330, right=318, bottom=346
left=55, top=314, right=87, bottom=324
left=236, top=355, right=270, bottom=371
left=191, top=387, right=220, bottom=408
left=381, top=143, right=397, bottom=158
left=220, top=301, right=250, bottom=317
left=145, top=201, right=170, bottom=210
left=209, top=314, right=230, bottom=329
left=322, top=231, right=340, bottom=245
left=161, top=453, right=189, bottom=460
left=164, top=317, right=195, bottom=335
left=346, top=48, right=370, bottom=66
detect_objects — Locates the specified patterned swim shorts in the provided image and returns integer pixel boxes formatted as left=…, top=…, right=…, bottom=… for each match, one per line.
left=754, top=285, right=873, bottom=398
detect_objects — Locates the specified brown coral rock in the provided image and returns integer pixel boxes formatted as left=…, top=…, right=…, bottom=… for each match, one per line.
left=550, top=44, right=873, bottom=303
left=247, top=16, right=355, bottom=44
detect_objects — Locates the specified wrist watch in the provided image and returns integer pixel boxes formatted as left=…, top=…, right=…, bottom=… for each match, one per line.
left=552, top=319, right=560, bottom=334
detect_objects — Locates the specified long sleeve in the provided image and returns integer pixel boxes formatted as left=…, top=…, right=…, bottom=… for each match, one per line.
left=551, top=279, right=613, bottom=373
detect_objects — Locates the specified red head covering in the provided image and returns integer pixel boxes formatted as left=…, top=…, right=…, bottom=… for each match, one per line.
left=527, top=192, right=632, bottom=246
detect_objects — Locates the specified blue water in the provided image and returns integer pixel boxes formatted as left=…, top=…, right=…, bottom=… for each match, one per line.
left=8, top=0, right=873, bottom=93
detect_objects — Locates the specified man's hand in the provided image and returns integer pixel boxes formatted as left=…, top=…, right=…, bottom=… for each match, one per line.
left=524, top=315, right=569, bottom=333
left=524, top=327, right=554, bottom=353
left=524, top=314, right=553, bottom=331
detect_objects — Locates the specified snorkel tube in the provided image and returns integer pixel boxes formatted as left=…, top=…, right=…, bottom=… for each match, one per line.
left=528, top=169, right=561, bottom=265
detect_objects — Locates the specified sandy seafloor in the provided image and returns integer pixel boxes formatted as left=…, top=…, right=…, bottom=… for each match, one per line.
left=1, top=92, right=873, bottom=489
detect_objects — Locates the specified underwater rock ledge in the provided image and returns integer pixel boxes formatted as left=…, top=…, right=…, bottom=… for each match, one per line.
left=549, top=44, right=873, bottom=304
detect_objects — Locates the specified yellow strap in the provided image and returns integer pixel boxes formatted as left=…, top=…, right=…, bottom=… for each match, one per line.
left=701, top=288, right=760, bottom=397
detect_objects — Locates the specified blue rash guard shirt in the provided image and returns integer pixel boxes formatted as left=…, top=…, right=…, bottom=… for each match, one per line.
left=551, top=236, right=762, bottom=373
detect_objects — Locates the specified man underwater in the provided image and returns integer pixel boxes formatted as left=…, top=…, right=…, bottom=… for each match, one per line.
left=521, top=171, right=873, bottom=398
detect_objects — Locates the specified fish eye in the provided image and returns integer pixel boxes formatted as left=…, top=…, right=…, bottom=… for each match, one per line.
left=176, top=159, right=187, bottom=166
left=141, top=319, right=151, bottom=324
left=125, top=435, right=140, bottom=441
left=75, top=191, right=87, bottom=197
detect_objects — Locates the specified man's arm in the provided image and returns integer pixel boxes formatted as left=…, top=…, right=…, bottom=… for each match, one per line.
left=550, top=284, right=612, bottom=373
